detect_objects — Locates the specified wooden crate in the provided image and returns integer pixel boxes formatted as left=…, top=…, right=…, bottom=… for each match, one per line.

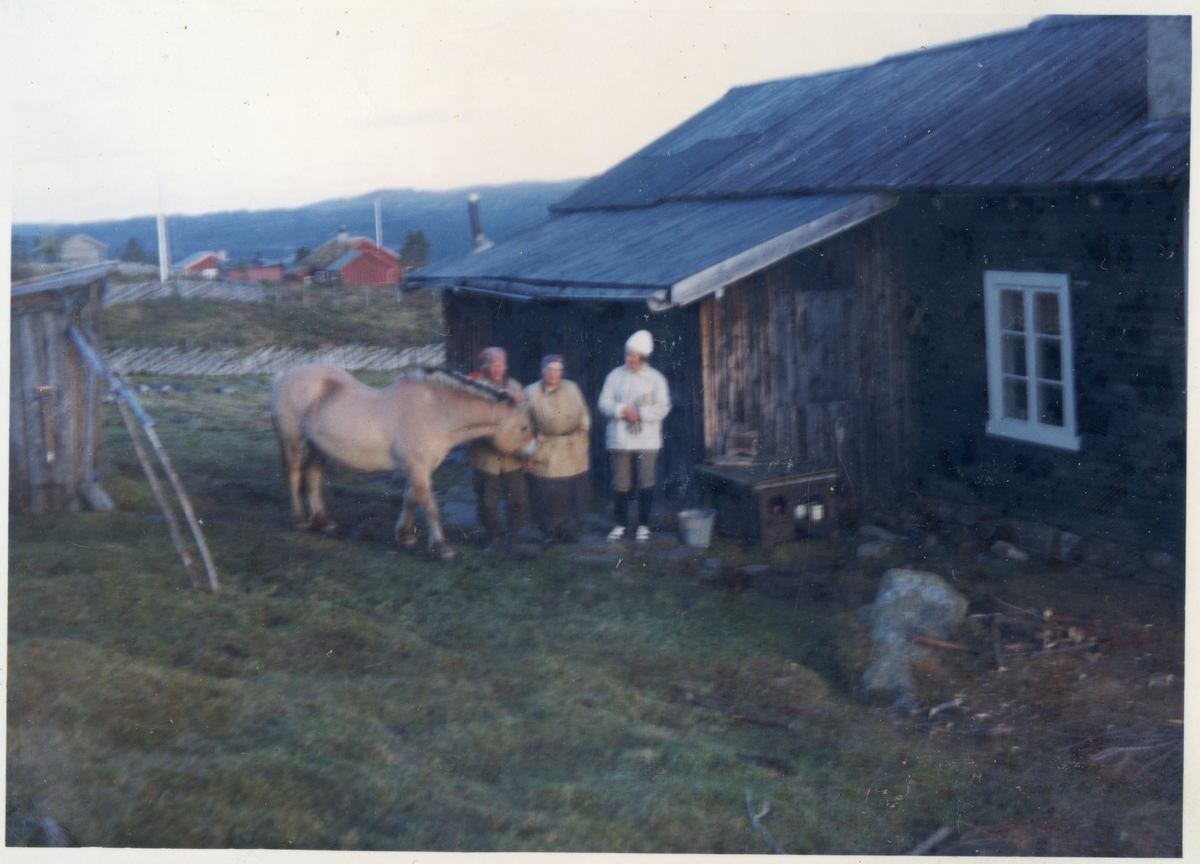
left=694, top=460, right=854, bottom=546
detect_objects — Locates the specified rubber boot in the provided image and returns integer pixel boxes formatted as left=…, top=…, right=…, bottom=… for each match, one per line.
left=638, top=489, right=654, bottom=528
left=613, top=491, right=628, bottom=528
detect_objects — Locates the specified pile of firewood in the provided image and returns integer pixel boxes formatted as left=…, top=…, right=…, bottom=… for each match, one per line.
left=972, top=596, right=1103, bottom=670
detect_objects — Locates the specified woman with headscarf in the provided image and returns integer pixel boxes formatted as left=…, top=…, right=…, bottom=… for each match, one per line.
left=523, top=354, right=592, bottom=544
left=467, top=346, right=527, bottom=550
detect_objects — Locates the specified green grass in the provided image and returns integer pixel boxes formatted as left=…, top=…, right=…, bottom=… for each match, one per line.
left=101, top=286, right=445, bottom=353
left=7, top=376, right=1183, bottom=852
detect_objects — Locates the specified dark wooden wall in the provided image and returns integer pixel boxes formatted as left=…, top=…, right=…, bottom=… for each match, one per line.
left=10, top=278, right=106, bottom=514
left=443, top=291, right=705, bottom=500
left=699, top=221, right=914, bottom=509
left=893, top=182, right=1187, bottom=553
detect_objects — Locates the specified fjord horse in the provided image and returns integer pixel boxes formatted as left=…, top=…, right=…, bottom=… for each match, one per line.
left=271, top=366, right=536, bottom=560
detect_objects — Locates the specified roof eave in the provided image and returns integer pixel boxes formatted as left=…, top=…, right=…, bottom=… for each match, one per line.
left=658, top=193, right=898, bottom=310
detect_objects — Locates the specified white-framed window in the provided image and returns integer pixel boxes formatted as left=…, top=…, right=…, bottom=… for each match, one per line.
left=983, top=270, right=1080, bottom=451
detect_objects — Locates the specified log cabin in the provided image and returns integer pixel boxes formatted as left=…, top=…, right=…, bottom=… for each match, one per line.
left=409, top=15, right=1189, bottom=558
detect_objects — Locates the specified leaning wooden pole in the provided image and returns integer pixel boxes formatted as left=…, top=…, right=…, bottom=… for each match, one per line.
left=67, top=325, right=220, bottom=592
left=113, top=397, right=204, bottom=591
left=140, top=423, right=221, bottom=591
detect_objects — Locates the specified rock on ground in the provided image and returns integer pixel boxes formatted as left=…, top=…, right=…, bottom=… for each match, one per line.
left=859, top=568, right=968, bottom=707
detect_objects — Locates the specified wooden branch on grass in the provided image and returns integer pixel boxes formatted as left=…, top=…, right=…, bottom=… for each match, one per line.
left=1026, top=642, right=1098, bottom=659
left=906, top=824, right=954, bottom=856
left=913, top=634, right=976, bottom=652
left=745, top=791, right=786, bottom=855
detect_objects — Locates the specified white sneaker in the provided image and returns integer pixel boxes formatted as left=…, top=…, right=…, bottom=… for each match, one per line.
left=635, top=525, right=651, bottom=541
left=607, top=526, right=626, bottom=542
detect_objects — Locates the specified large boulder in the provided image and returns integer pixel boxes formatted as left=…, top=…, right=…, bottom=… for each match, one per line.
left=859, top=569, right=968, bottom=707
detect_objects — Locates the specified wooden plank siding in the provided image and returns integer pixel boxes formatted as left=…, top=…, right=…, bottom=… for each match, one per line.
left=699, top=222, right=914, bottom=509
left=891, top=183, right=1187, bottom=554
left=10, top=278, right=106, bottom=514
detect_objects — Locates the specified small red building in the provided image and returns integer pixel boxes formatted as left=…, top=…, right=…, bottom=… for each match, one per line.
left=325, top=246, right=401, bottom=286
left=289, top=228, right=402, bottom=286
left=222, top=259, right=284, bottom=282
left=175, top=251, right=225, bottom=279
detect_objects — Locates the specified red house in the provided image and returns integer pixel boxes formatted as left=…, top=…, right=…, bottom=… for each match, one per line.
left=175, top=251, right=225, bottom=279
left=289, top=228, right=402, bottom=286
left=324, top=246, right=401, bottom=286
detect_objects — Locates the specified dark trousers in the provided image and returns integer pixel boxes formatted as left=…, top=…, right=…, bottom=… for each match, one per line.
left=609, top=450, right=658, bottom=528
left=474, top=468, right=527, bottom=545
left=530, top=473, right=592, bottom=540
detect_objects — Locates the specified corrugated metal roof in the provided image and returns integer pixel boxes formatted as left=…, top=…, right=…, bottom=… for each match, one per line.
left=556, top=15, right=1187, bottom=209
left=414, top=15, right=1186, bottom=308
left=410, top=194, right=893, bottom=306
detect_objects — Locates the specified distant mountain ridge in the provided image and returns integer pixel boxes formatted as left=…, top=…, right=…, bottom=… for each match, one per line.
left=12, top=180, right=583, bottom=269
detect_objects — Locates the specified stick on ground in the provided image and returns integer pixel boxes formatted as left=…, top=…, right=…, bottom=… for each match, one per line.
left=906, top=824, right=954, bottom=855
left=745, top=791, right=786, bottom=855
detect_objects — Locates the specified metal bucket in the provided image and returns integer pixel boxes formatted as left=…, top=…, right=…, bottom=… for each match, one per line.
left=678, top=508, right=717, bottom=548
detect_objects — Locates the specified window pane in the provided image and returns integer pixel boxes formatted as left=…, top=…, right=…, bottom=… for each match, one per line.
left=1001, top=290, right=1024, bottom=330
left=1038, top=337, right=1062, bottom=381
left=1040, top=383, right=1064, bottom=426
left=1002, top=334, right=1026, bottom=375
left=1004, top=378, right=1028, bottom=419
left=1035, top=293, right=1060, bottom=334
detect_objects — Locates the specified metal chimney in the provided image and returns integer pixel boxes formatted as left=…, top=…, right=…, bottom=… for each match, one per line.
left=1147, top=17, right=1191, bottom=121
left=375, top=198, right=382, bottom=248
left=468, top=194, right=494, bottom=253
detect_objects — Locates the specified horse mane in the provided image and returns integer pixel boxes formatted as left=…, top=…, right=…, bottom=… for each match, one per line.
left=400, top=367, right=519, bottom=404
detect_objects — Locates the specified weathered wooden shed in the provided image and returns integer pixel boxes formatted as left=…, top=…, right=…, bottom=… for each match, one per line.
left=60, top=234, right=107, bottom=266
left=10, top=265, right=114, bottom=514
left=411, top=15, right=1189, bottom=555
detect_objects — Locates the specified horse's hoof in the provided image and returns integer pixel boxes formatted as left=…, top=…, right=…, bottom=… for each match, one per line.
left=432, top=543, right=457, bottom=561
left=396, top=531, right=419, bottom=548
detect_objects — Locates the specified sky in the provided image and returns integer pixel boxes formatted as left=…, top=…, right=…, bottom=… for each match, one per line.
left=4, top=0, right=1184, bottom=225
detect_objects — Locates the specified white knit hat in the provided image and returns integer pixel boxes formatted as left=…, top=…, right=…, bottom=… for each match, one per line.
left=625, top=330, right=653, bottom=357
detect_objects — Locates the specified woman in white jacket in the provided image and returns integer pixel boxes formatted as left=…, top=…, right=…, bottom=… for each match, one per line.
left=597, top=330, right=672, bottom=541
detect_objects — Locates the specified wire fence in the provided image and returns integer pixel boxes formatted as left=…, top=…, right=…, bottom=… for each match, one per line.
left=104, top=343, right=446, bottom=377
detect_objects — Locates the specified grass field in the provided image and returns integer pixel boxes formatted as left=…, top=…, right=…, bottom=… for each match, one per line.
left=102, top=285, right=445, bottom=353
left=6, top=369, right=1183, bottom=853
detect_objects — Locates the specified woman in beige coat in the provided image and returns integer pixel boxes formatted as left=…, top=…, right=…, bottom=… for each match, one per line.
left=467, top=347, right=527, bottom=550
left=524, top=355, right=592, bottom=543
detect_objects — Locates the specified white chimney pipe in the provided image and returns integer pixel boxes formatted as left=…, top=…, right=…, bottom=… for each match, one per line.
left=468, top=193, right=494, bottom=253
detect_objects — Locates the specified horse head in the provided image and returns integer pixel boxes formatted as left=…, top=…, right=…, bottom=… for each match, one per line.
left=491, top=400, right=538, bottom=459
